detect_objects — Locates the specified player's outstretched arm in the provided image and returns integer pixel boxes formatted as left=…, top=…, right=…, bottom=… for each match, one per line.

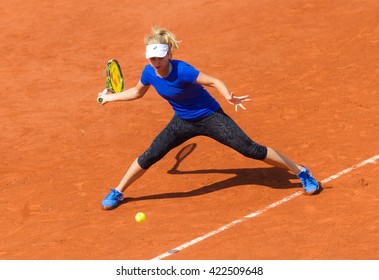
left=196, top=72, right=251, bottom=111
left=98, top=81, right=150, bottom=105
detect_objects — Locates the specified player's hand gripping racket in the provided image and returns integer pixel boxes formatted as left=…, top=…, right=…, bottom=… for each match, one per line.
left=97, top=58, right=124, bottom=104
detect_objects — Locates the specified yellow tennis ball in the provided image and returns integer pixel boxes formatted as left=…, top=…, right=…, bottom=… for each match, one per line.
left=135, top=212, right=146, bottom=223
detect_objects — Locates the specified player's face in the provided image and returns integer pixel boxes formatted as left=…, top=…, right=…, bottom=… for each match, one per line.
left=148, top=54, right=170, bottom=76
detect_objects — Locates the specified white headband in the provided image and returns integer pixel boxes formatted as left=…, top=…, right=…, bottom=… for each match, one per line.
left=146, top=44, right=169, bottom=59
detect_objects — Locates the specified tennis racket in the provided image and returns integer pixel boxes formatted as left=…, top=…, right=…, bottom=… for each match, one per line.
left=97, top=58, right=124, bottom=103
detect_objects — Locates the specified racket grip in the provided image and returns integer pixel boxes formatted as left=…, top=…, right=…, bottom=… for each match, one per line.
left=98, top=88, right=108, bottom=104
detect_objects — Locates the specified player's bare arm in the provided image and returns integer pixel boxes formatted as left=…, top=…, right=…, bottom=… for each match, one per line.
left=196, top=72, right=251, bottom=111
left=99, top=81, right=150, bottom=104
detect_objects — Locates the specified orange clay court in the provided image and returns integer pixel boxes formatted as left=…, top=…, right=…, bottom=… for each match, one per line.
left=0, top=0, right=378, bottom=260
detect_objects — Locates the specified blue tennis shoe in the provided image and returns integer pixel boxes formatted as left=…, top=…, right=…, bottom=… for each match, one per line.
left=102, top=188, right=124, bottom=210
left=297, top=166, right=319, bottom=195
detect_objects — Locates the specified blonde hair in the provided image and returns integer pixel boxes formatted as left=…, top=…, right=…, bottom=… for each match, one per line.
left=144, top=26, right=180, bottom=59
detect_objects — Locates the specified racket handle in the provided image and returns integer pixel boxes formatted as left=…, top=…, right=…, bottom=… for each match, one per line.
left=98, top=88, right=108, bottom=104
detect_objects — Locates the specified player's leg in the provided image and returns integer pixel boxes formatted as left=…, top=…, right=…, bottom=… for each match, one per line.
left=115, top=158, right=146, bottom=193
left=102, top=115, right=197, bottom=209
left=263, top=147, right=302, bottom=174
left=201, top=109, right=319, bottom=194
left=200, top=109, right=268, bottom=161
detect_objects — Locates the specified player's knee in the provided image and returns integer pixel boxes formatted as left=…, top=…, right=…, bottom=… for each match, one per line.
left=242, top=144, right=268, bottom=160
left=137, top=151, right=165, bottom=169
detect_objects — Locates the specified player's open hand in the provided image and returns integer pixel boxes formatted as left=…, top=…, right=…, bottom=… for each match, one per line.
left=227, top=92, right=251, bottom=112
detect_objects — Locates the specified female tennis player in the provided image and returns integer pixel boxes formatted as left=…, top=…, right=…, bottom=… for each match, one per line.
left=98, top=27, right=319, bottom=210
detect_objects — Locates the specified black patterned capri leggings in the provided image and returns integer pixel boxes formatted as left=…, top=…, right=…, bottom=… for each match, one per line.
left=137, top=108, right=268, bottom=169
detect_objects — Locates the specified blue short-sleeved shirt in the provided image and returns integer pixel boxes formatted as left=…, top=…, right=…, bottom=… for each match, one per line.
left=140, top=60, right=221, bottom=120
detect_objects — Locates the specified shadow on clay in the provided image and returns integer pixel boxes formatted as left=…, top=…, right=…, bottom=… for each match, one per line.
left=124, top=143, right=322, bottom=204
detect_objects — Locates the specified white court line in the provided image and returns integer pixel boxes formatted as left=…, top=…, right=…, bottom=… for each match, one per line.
left=152, top=154, right=379, bottom=260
